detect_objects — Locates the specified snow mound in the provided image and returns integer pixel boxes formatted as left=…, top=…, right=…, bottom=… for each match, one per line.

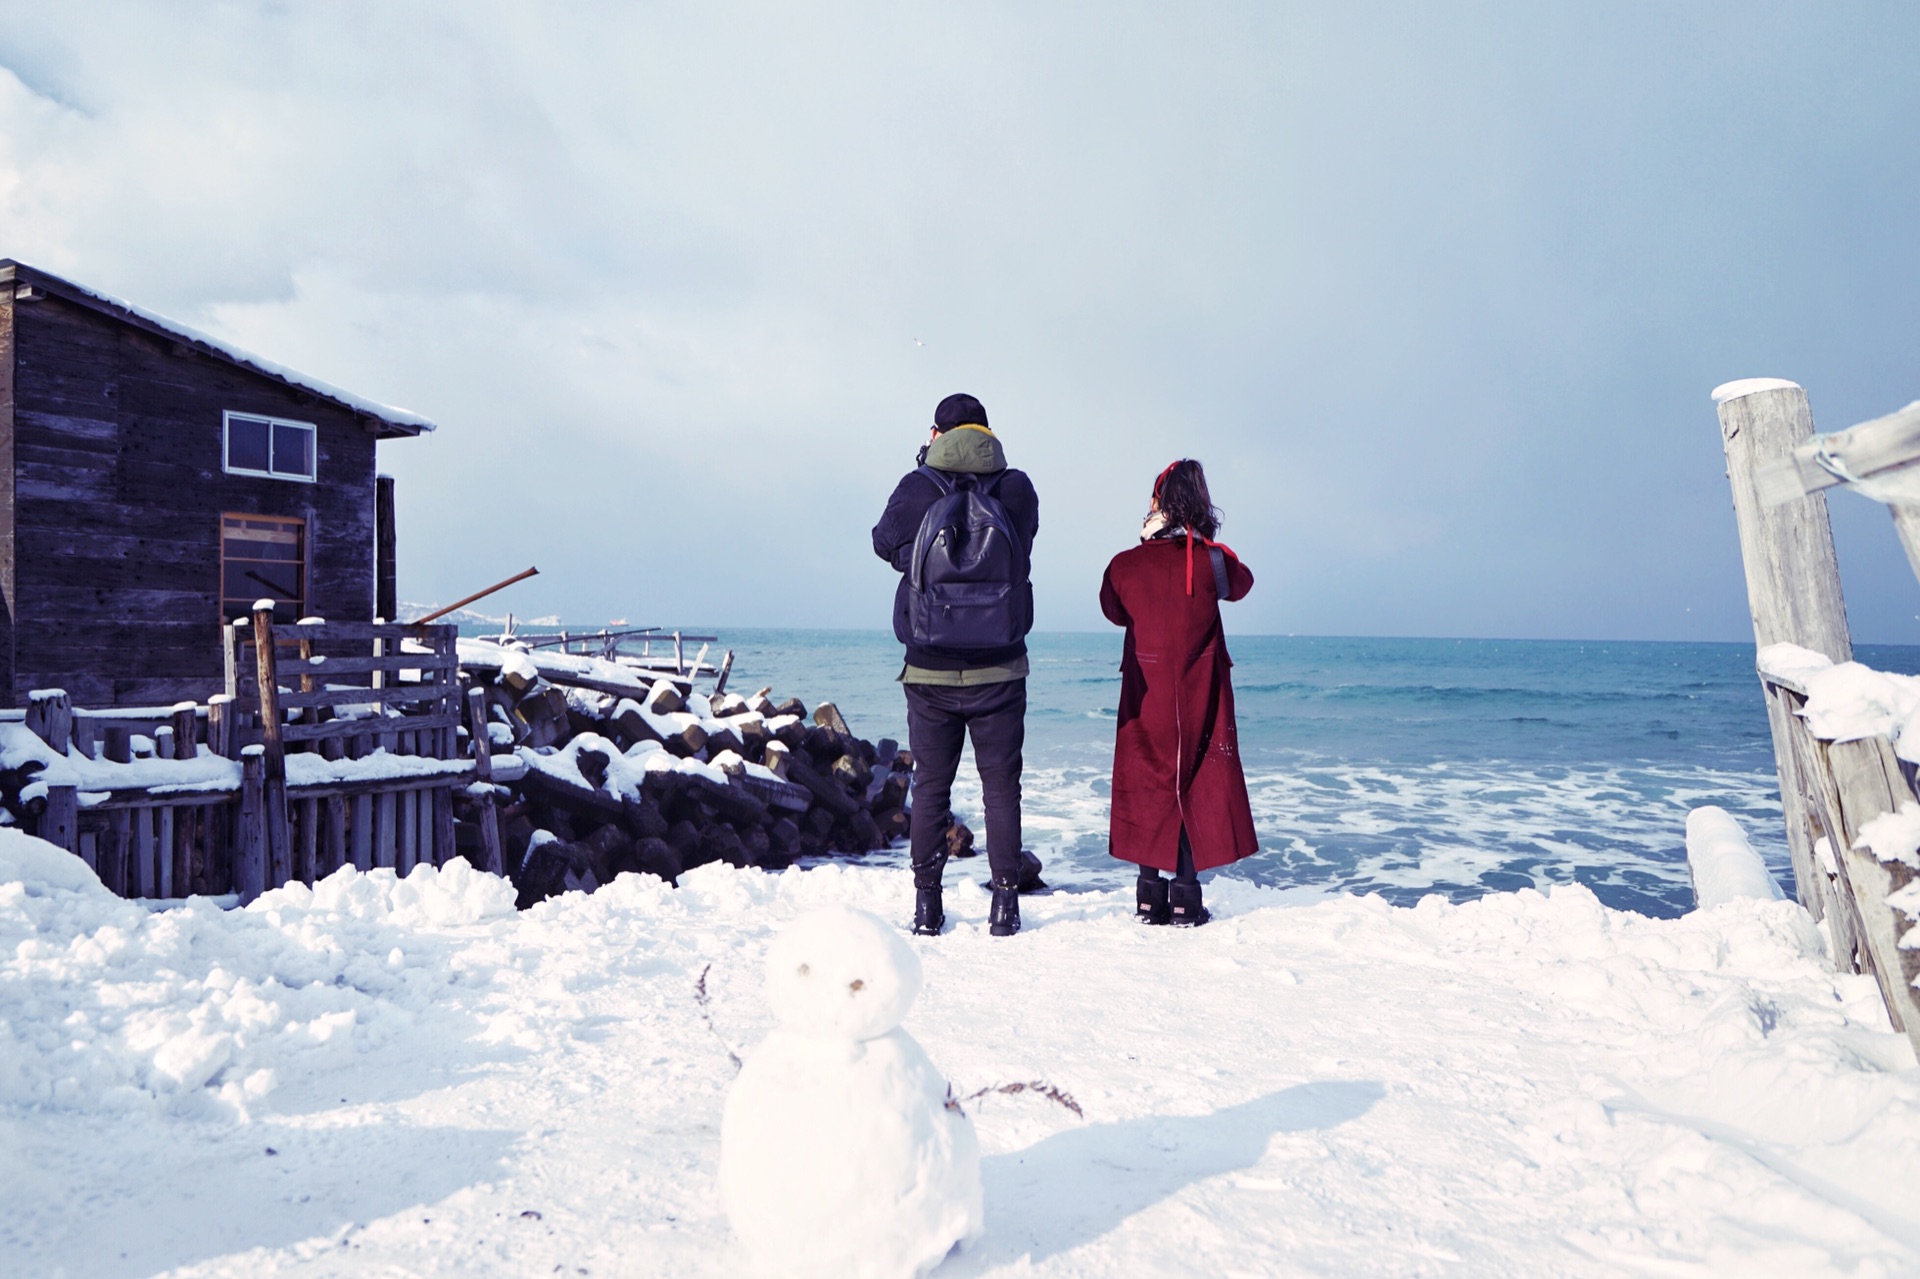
left=1685, top=807, right=1784, bottom=908
left=0, top=854, right=516, bottom=1116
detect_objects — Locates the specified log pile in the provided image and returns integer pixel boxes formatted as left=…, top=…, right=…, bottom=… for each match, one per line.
left=456, top=660, right=914, bottom=909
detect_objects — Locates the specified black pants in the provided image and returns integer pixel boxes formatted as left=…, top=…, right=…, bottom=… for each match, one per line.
left=1139, top=828, right=1200, bottom=886
left=904, top=679, right=1026, bottom=890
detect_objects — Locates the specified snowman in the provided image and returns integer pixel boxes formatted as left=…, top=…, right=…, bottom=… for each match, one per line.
left=719, top=905, right=983, bottom=1279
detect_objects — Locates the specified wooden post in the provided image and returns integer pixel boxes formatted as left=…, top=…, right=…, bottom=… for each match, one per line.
left=325, top=795, right=348, bottom=878
left=40, top=784, right=78, bottom=853
left=157, top=807, right=175, bottom=897
left=104, top=811, right=130, bottom=896
left=252, top=604, right=292, bottom=890
left=71, top=714, right=95, bottom=759
left=674, top=630, right=684, bottom=675
left=25, top=689, right=71, bottom=753
left=153, top=726, right=176, bottom=761
left=376, top=474, right=397, bottom=625
left=235, top=748, right=267, bottom=903
left=297, top=798, right=319, bottom=885
left=467, top=686, right=505, bottom=875
left=714, top=649, right=735, bottom=696
left=352, top=793, right=374, bottom=871
left=131, top=807, right=154, bottom=897
left=104, top=726, right=132, bottom=765
left=1716, top=379, right=1852, bottom=914
left=207, top=694, right=235, bottom=759
left=172, top=703, right=199, bottom=760
left=432, top=787, right=454, bottom=867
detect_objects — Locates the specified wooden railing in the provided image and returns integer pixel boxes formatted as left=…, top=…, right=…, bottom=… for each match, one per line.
left=21, top=610, right=487, bottom=904
left=1717, top=379, right=1920, bottom=1053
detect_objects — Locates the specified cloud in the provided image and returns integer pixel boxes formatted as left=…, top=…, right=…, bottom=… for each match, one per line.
left=2, top=2, right=1917, bottom=640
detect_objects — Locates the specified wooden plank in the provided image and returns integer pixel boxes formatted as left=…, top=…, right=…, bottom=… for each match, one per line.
left=157, top=806, right=174, bottom=897
left=235, top=749, right=266, bottom=903
left=297, top=797, right=318, bottom=885
left=351, top=793, right=374, bottom=871
left=172, top=804, right=193, bottom=898
left=432, top=786, right=454, bottom=868
left=131, top=807, right=154, bottom=896
left=325, top=794, right=348, bottom=878
left=98, top=809, right=127, bottom=896
left=375, top=790, right=396, bottom=869
left=1763, top=400, right=1920, bottom=502
left=236, top=652, right=459, bottom=679
left=475, top=795, right=504, bottom=876
left=377, top=475, right=396, bottom=624
left=1892, top=504, right=1920, bottom=587
left=254, top=685, right=454, bottom=712
left=41, top=784, right=78, bottom=853
left=1821, top=736, right=1920, bottom=1039
left=279, top=710, right=460, bottom=744
left=265, top=778, right=291, bottom=891
left=398, top=789, right=417, bottom=872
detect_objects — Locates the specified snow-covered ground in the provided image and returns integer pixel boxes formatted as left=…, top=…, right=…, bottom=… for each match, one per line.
left=4, top=828, right=1919, bottom=1277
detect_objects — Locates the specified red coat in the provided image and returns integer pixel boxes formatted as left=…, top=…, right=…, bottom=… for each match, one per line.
left=1099, top=536, right=1258, bottom=872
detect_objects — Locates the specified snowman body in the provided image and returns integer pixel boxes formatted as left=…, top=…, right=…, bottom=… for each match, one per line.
left=719, top=906, right=982, bottom=1279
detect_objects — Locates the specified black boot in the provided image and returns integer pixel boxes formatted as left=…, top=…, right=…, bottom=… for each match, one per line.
left=912, top=886, right=945, bottom=936
left=989, top=883, right=1021, bottom=937
left=1168, top=880, right=1210, bottom=927
left=1136, top=875, right=1171, bottom=925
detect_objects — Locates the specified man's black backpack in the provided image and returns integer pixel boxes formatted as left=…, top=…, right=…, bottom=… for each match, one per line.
left=906, top=466, right=1033, bottom=649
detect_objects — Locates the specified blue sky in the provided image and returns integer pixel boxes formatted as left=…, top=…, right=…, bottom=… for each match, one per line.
left=2, top=3, right=1916, bottom=640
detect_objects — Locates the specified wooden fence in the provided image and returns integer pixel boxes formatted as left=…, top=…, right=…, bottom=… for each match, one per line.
left=1717, top=379, right=1920, bottom=1053
left=24, top=608, right=486, bottom=903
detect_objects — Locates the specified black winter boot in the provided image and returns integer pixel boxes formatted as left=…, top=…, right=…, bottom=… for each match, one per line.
left=989, top=883, right=1021, bottom=937
left=1168, top=880, right=1211, bottom=927
left=1136, top=876, right=1171, bottom=925
left=911, top=886, right=945, bottom=936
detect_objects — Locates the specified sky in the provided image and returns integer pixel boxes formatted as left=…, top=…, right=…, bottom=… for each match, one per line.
left=1, top=2, right=1917, bottom=642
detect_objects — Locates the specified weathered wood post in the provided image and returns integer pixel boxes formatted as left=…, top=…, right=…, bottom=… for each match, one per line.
left=207, top=693, right=236, bottom=759
left=252, top=603, right=293, bottom=890
left=235, top=747, right=267, bottom=903
left=466, top=685, right=505, bottom=875
left=171, top=703, right=199, bottom=760
left=40, top=784, right=78, bottom=854
left=376, top=474, right=398, bottom=625
left=24, top=689, right=70, bottom=754
left=1715, top=378, right=1851, bottom=914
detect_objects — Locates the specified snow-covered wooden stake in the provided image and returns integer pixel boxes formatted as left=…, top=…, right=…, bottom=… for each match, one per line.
left=24, top=688, right=70, bottom=753
left=252, top=602, right=293, bottom=890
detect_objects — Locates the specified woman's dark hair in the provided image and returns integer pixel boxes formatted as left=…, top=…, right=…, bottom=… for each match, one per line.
left=1153, top=459, right=1222, bottom=539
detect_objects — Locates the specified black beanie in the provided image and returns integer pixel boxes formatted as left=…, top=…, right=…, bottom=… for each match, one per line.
left=933, top=393, right=988, bottom=432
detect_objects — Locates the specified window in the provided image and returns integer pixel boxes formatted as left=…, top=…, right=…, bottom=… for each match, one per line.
left=223, top=411, right=316, bottom=482
left=222, top=514, right=306, bottom=625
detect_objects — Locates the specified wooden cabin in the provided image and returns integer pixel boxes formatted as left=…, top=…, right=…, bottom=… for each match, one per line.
left=0, top=260, right=431, bottom=708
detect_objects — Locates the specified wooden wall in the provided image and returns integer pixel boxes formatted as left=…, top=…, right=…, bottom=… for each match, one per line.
left=0, top=296, right=16, bottom=701
left=8, top=294, right=380, bottom=706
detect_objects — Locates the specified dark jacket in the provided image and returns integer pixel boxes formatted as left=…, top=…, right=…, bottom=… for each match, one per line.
left=1099, top=533, right=1257, bottom=871
left=872, top=426, right=1040, bottom=670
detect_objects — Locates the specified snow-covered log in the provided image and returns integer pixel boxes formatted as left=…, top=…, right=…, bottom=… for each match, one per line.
left=1684, top=807, right=1784, bottom=909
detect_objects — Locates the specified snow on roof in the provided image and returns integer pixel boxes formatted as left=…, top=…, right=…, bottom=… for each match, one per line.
left=0, top=260, right=435, bottom=436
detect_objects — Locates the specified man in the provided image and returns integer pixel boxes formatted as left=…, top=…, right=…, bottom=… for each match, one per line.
left=872, top=392, right=1040, bottom=937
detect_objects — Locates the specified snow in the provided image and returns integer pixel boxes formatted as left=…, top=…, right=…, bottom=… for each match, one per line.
left=1856, top=804, right=1920, bottom=872
left=1712, top=377, right=1803, bottom=404
left=4, top=833, right=1920, bottom=1275
left=1795, top=660, right=1920, bottom=763
left=1757, top=641, right=1837, bottom=689
left=720, top=908, right=981, bottom=1277
left=1686, top=806, right=1784, bottom=908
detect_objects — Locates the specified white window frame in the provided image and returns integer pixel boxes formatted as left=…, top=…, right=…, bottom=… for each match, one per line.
left=222, top=411, right=318, bottom=483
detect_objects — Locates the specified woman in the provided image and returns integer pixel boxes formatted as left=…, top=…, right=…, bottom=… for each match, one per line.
left=1099, top=459, right=1257, bottom=925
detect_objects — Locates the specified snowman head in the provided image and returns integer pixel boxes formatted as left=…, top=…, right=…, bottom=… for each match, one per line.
left=764, top=906, right=922, bottom=1041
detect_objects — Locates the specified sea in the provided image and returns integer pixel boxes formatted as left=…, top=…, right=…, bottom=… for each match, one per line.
left=500, top=627, right=1920, bottom=919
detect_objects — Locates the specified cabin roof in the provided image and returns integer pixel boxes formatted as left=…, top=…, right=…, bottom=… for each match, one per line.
left=0, top=260, right=436, bottom=438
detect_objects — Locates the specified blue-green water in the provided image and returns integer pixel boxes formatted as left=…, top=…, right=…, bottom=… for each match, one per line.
left=478, top=626, right=1920, bottom=917
left=694, top=630, right=1920, bottom=918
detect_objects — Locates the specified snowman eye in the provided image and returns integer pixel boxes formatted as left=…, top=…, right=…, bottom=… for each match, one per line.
left=797, top=963, right=810, bottom=977
left=849, top=979, right=865, bottom=993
